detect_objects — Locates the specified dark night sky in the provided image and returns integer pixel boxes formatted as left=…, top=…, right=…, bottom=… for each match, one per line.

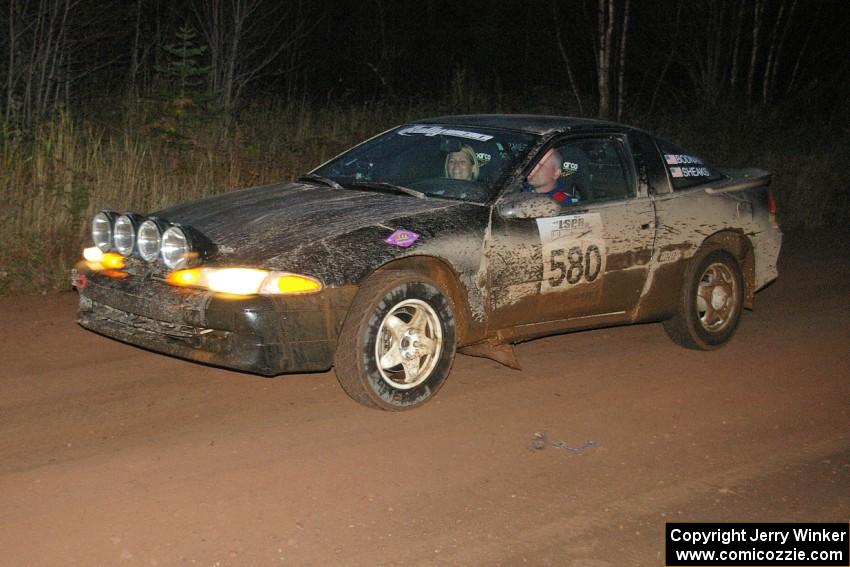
left=299, top=1, right=850, bottom=113
left=2, top=0, right=849, bottom=121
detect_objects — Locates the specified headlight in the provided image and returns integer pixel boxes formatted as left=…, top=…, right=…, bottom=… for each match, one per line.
left=82, top=246, right=125, bottom=270
left=92, top=211, right=114, bottom=252
left=161, top=226, right=190, bottom=269
left=166, top=268, right=322, bottom=296
left=83, top=246, right=103, bottom=263
left=113, top=214, right=137, bottom=256
left=137, top=219, right=162, bottom=262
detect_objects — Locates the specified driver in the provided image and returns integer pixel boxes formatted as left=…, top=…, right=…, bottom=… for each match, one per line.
left=523, top=148, right=581, bottom=205
left=445, top=145, right=480, bottom=181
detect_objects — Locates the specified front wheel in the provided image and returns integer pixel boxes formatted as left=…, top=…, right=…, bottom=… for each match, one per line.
left=334, top=271, right=456, bottom=410
left=663, top=249, right=744, bottom=350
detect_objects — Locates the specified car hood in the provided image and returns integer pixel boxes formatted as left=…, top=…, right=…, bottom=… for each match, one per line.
left=154, top=181, right=474, bottom=273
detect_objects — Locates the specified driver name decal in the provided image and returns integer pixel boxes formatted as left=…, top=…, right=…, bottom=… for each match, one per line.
left=664, top=154, right=703, bottom=165
left=665, top=154, right=711, bottom=177
left=536, top=213, right=607, bottom=293
left=670, top=166, right=711, bottom=178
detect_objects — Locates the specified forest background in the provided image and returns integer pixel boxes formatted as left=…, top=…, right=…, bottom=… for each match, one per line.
left=1, top=0, right=848, bottom=294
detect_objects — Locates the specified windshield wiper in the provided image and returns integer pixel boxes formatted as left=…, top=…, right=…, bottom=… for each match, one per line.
left=297, top=173, right=344, bottom=190
left=349, top=181, right=426, bottom=199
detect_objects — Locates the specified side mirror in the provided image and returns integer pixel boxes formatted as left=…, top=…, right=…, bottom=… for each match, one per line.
left=497, top=191, right=561, bottom=219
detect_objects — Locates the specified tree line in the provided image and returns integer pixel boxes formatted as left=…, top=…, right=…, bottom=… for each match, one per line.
left=1, top=0, right=847, bottom=130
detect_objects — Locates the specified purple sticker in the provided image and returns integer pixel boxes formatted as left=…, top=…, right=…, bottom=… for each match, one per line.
left=384, top=228, right=420, bottom=248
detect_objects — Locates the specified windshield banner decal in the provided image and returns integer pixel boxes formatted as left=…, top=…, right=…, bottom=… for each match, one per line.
left=397, top=125, right=494, bottom=142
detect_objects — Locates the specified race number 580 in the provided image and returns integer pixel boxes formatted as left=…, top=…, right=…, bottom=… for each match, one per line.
left=548, top=244, right=602, bottom=287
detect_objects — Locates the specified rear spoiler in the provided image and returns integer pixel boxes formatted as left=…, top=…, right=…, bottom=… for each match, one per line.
left=703, top=168, right=772, bottom=195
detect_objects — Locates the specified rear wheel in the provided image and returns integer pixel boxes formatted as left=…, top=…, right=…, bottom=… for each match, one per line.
left=663, top=249, right=744, bottom=350
left=334, top=271, right=456, bottom=410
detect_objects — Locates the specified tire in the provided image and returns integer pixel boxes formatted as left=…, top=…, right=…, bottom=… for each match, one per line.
left=663, top=249, right=744, bottom=350
left=334, top=270, right=457, bottom=410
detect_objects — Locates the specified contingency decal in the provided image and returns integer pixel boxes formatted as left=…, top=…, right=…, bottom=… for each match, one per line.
left=397, top=125, right=494, bottom=142
left=384, top=228, right=421, bottom=248
left=657, top=249, right=682, bottom=263
left=536, top=213, right=607, bottom=293
left=561, top=160, right=580, bottom=176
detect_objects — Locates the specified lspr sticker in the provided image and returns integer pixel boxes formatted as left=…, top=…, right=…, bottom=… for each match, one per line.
left=384, top=228, right=420, bottom=248
left=536, top=213, right=606, bottom=292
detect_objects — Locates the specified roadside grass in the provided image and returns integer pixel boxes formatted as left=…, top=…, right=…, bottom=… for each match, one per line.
left=1, top=97, right=846, bottom=295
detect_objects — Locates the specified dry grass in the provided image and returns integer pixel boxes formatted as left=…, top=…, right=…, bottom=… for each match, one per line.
left=0, top=100, right=432, bottom=294
left=1, top=98, right=846, bottom=295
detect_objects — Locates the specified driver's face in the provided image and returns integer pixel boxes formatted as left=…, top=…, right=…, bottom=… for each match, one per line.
left=447, top=152, right=473, bottom=180
left=528, top=151, right=563, bottom=191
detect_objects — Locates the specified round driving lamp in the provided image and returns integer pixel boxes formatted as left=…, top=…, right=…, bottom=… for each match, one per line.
left=137, top=219, right=162, bottom=262
left=161, top=226, right=190, bottom=269
left=113, top=214, right=137, bottom=256
left=91, top=211, right=114, bottom=252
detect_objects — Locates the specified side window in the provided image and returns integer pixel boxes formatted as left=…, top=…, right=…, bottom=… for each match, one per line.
left=655, top=137, right=725, bottom=190
left=551, top=138, right=635, bottom=203
left=628, top=131, right=669, bottom=195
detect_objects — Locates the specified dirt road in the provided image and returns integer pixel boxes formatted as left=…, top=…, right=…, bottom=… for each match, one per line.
left=1, top=232, right=847, bottom=566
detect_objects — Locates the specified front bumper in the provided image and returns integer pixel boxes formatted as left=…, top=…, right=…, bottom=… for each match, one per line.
left=76, top=269, right=356, bottom=375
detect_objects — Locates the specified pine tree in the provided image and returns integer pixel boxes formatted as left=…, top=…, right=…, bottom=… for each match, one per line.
left=156, top=25, right=209, bottom=103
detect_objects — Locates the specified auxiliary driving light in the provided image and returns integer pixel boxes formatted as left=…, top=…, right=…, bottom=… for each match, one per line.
left=92, top=211, right=115, bottom=252
left=137, top=219, right=162, bottom=262
left=161, top=226, right=190, bottom=269
left=113, top=214, right=137, bottom=256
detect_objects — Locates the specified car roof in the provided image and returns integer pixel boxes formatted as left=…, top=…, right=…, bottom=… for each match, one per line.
left=413, top=114, right=633, bottom=136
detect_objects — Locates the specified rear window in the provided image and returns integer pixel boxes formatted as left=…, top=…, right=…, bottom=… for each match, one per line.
left=655, top=138, right=724, bottom=190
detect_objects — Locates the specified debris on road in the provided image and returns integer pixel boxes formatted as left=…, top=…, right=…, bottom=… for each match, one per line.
left=528, top=431, right=600, bottom=453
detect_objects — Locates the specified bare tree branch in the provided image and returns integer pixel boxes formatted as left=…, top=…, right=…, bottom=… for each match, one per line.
left=616, top=0, right=630, bottom=121
left=552, top=0, right=583, bottom=114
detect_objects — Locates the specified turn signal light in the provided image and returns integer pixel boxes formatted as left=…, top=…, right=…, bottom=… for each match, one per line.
left=166, top=268, right=201, bottom=287
left=271, top=274, right=323, bottom=294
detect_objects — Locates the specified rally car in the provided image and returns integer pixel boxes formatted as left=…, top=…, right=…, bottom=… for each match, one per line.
left=74, top=115, right=782, bottom=410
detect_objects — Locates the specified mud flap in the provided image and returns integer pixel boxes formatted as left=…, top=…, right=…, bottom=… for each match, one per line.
left=459, top=340, right=522, bottom=370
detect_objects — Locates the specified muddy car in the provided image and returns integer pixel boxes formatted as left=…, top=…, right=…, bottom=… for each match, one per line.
left=74, top=115, right=782, bottom=410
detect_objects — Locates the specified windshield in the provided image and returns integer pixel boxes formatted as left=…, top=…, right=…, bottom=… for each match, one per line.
left=311, top=124, right=538, bottom=203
